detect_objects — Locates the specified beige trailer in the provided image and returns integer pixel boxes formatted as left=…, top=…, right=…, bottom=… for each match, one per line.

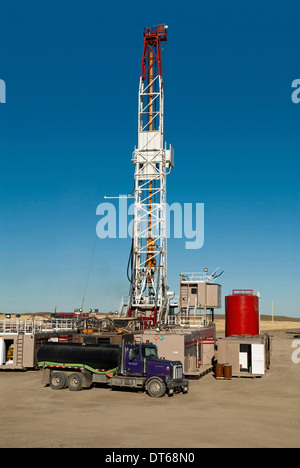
left=0, top=318, right=77, bottom=370
left=73, top=331, right=134, bottom=346
left=217, top=334, right=271, bottom=377
left=137, top=326, right=216, bottom=376
left=0, top=332, right=76, bottom=369
left=180, top=281, right=221, bottom=310
left=0, top=315, right=137, bottom=370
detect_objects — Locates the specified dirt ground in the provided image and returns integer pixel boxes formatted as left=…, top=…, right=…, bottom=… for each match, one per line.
left=0, top=329, right=299, bottom=448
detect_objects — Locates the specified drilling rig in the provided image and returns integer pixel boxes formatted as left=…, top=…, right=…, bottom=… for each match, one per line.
left=126, top=25, right=174, bottom=326
left=110, top=26, right=219, bottom=376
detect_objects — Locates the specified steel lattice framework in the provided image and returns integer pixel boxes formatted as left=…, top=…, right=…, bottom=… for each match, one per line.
left=128, top=25, right=174, bottom=324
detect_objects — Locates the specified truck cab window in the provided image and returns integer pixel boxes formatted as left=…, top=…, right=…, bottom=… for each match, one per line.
left=142, top=346, right=158, bottom=359
left=129, top=347, right=140, bottom=360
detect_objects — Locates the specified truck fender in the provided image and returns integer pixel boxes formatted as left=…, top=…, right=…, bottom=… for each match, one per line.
left=145, top=376, right=164, bottom=390
left=145, top=377, right=166, bottom=398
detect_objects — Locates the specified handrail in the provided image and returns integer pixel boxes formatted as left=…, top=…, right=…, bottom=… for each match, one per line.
left=232, top=289, right=254, bottom=296
left=0, top=319, right=77, bottom=335
left=180, top=272, right=215, bottom=283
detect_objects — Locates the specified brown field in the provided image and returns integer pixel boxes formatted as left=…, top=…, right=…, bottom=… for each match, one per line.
left=214, top=315, right=300, bottom=333
left=0, top=325, right=299, bottom=448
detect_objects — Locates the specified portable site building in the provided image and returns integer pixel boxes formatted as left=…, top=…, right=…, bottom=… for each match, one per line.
left=217, top=334, right=271, bottom=377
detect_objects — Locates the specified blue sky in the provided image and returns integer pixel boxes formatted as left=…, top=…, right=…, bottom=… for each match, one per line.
left=0, top=0, right=299, bottom=316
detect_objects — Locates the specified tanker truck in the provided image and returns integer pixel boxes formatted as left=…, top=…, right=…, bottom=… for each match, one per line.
left=37, top=340, right=189, bottom=398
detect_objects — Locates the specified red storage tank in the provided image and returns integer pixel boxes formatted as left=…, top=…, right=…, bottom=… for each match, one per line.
left=225, top=290, right=260, bottom=337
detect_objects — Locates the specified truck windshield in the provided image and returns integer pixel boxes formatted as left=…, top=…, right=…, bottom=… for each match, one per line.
left=142, top=346, right=158, bottom=359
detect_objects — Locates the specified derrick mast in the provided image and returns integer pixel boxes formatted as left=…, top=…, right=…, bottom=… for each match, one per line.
left=128, top=25, right=174, bottom=324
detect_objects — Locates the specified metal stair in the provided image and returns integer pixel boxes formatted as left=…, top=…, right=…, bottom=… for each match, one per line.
left=16, top=333, right=24, bottom=368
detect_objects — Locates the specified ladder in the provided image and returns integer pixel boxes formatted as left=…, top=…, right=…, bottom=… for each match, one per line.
left=16, top=333, right=24, bottom=368
left=158, top=297, right=171, bottom=326
left=119, top=296, right=129, bottom=317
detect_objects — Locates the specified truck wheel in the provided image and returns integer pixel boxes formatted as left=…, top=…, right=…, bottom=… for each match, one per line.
left=182, top=386, right=189, bottom=394
left=68, top=373, right=83, bottom=391
left=147, top=379, right=166, bottom=398
left=50, top=372, right=67, bottom=390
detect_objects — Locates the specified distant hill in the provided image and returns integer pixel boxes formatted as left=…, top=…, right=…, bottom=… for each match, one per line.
left=214, top=314, right=300, bottom=322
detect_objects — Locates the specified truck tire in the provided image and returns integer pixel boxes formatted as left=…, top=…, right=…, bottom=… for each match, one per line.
left=67, top=373, right=83, bottom=391
left=50, top=372, right=67, bottom=390
left=147, top=378, right=166, bottom=398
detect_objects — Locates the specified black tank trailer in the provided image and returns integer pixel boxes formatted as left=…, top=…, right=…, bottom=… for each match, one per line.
left=37, top=342, right=120, bottom=371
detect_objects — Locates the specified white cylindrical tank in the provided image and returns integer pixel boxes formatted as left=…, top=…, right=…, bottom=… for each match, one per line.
left=0, top=338, right=6, bottom=365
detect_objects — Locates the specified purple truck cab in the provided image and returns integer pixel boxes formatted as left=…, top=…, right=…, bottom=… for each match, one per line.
left=123, top=343, right=188, bottom=397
